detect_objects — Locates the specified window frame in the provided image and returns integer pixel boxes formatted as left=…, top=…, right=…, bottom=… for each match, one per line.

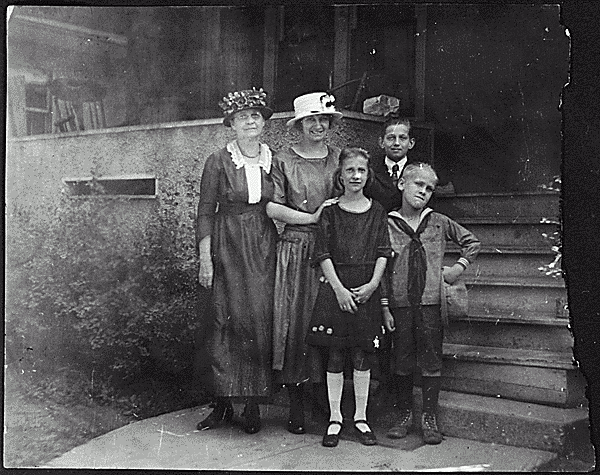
left=62, top=174, right=158, bottom=199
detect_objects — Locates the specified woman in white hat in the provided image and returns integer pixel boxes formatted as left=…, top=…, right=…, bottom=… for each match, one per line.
left=195, top=88, right=277, bottom=435
left=267, top=92, right=343, bottom=434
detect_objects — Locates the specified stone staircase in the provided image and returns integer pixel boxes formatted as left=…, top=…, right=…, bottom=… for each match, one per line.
left=273, top=191, right=590, bottom=457
left=429, top=192, right=590, bottom=455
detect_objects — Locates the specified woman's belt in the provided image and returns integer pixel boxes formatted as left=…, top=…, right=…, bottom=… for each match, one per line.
left=279, top=226, right=317, bottom=243
left=217, top=201, right=264, bottom=216
left=283, top=223, right=318, bottom=234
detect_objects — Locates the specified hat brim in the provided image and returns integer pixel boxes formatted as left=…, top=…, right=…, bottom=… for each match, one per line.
left=223, top=106, right=274, bottom=127
left=286, top=110, right=343, bottom=128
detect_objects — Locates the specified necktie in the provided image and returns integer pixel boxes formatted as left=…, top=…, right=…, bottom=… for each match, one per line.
left=394, top=213, right=431, bottom=308
left=391, top=164, right=400, bottom=188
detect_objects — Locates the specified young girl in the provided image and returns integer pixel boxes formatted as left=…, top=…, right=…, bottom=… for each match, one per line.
left=306, top=148, right=392, bottom=447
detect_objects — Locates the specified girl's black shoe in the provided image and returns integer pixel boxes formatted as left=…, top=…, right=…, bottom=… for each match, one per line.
left=242, top=402, right=261, bottom=434
left=354, top=420, right=377, bottom=446
left=196, top=401, right=233, bottom=430
left=322, top=421, right=343, bottom=447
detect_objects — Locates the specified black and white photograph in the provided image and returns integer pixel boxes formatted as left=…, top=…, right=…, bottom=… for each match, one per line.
left=5, top=2, right=598, bottom=471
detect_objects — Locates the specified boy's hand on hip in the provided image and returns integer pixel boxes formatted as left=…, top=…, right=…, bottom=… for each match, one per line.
left=442, top=264, right=463, bottom=285
left=382, top=307, right=395, bottom=332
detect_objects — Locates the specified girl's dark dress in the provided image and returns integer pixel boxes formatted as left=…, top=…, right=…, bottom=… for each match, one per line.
left=307, top=200, right=392, bottom=352
left=196, top=145, right=277, bottom=400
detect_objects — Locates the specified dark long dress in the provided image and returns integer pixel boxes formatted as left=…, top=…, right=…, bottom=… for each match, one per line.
left=270, top=145, right=341, bottom=384
left=307, top=201, right=392, bottom=352
left=196, top=144, right=277, bottom=400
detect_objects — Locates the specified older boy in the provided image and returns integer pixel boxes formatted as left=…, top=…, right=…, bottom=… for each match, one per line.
left=366, top=114, right=415, bottom=213
left=381, top=163, right=480, bottom=445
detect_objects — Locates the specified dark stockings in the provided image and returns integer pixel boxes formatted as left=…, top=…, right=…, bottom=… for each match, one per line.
left=421, top=376, right=441, bottom=415
left=287, top=384, right=305, bottom=430
left=393, top=373, right=415, bottom=411
left=242, top=397, right=261, bottom=434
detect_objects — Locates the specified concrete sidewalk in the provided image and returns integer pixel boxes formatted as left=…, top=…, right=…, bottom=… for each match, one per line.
left=42, top=403, right=557, bottom=471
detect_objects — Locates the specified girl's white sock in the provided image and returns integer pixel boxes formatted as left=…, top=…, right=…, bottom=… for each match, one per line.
left=327, top=371, right=344, bottom=435
left=353, top=369, right=371, bottom=433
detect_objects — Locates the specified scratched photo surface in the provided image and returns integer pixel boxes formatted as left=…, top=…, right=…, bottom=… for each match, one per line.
left=5, top=3, right=595, bottom=471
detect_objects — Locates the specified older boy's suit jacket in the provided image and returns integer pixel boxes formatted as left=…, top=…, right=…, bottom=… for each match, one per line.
left=365, top=155, right=408, bottom=213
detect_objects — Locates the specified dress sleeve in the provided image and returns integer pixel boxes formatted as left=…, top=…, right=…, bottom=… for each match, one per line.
left=375, top=205, right=393, bottom=259
left=196, top=152, right=221, bottom=248
left=380, top=216, right=393, bottom=303
left=270, top=153, right=287, bottom=205
left=311, top=206, right=333, bottom=266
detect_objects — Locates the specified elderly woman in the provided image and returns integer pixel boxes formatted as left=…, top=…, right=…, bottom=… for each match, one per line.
left=267, top=92, right=343, bottom=434
left=195, top=88, right=277, bottom=435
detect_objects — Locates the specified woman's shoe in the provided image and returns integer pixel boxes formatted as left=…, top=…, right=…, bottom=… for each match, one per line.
left=287, top=418, right=306, bottom=435
left=287, top=384, right=306, bottom=434
left=287, top=401, right=306, bottom=434
left=242, top=402, right=261, bottom=434
left=196, top=401, right=233, bottom=430
left=322, top=421, right=343, bottom=447
left=354, top=420, right=377, bottom=446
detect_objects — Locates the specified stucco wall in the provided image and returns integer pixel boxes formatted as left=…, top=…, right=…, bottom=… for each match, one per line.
left=8, top=113, right=430, bottom=265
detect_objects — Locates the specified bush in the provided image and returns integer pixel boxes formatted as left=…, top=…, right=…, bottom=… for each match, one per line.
left=6, top=180, right=201, bottom=387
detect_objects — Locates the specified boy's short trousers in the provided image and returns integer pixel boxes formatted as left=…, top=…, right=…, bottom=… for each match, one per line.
left=390, top=305, right=443, bottom=374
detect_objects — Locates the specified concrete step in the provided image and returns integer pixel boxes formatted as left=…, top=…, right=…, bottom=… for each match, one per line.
left=433, top=192, right=559, bottom=220
left=441, top=344, right=585, bottom=408
left=446, top=220, right=559, bottom=249
left=273, top=379, right=589, bottom=457
left=370, top=389, right=590, bottom=456
left=454, top=312, right=570, bottom=326
left=466, top=276, right=568, bottom=319
left=444, top=248, right=561, bottom=280
left=445, top=317, right=573, bottom=352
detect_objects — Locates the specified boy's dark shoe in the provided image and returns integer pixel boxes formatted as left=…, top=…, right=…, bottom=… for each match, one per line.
left=421, top=412, right=443, bottom=445
left=387, top=408, right=413, bottom=439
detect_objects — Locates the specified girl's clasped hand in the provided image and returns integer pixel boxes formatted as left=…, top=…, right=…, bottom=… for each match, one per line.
left=335, top=282, right=378, bottom=314
left=351, top=282, right=377, bottom=305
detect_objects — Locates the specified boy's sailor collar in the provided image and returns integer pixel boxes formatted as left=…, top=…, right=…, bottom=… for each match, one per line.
left=385, top=156, right=407, bottom=176
left=389, top=207, right=433, bottom=225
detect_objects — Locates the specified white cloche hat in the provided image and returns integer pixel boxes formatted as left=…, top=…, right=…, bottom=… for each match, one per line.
left=286, top=92, right=343, bottom=127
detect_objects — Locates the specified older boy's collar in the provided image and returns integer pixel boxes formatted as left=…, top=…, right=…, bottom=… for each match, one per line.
left=385, top=156, right=407, bottom=175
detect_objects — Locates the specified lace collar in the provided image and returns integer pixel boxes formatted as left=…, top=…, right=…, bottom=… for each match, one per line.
left=226, top=141, right=272, bottom=174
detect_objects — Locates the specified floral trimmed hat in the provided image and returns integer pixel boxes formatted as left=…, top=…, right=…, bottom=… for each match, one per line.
left=219, top=87, right=274, bottom=127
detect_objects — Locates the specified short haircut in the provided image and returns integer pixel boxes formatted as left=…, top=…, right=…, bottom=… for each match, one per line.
left=401, top=162, right=439, bottom=185
left=332, top=147, right=374, bottom=195
left=381, top=113, right=412, bottom=138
